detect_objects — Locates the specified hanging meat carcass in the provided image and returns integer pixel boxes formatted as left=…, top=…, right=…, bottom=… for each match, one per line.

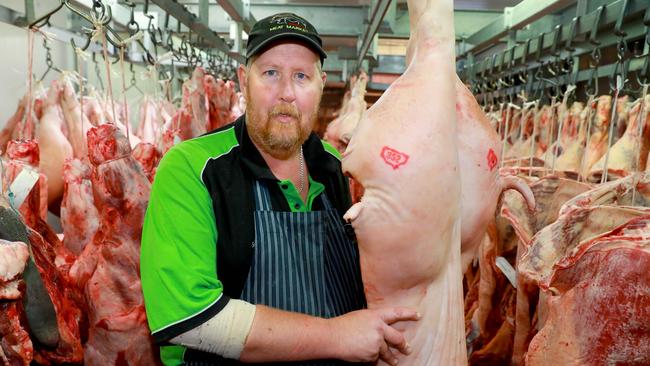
left=60, top=79, right=96, bottom=159
left=135, top=96, right=159, bottom=145
left=333, top=71, right=369, bottom=150
left=525, top=216, right=650, bottom=365
left=342, top=0, right=466, bottom=363
left=0, top=302, right=33, bottom=366
left=587, top=95, right=650, bottom=182
left=185, top=67, right=210, bottom=136
left=70, top=124, right=160, bottom=365
left=324, top=75, right=357, bottom=152
left=554, top=98, right=594, bottom=174
left=324, top=71, right=369, bottom=204
left=497, top=176, right=591, bottom=364
left=3, top=140, right=48, bottom=228
left=504, top=102, right=536, bottom=160
left=455, top=78, right=535, bottom=271
left=132, top=142, right=161, bottom=182
left=204, top=75, right=238, bottom=130
left=36, top=80, right=74, bottom=208
left=27, top=218, right=84, bottom=365
left=580, top=95, right=612, bottom=177
left=0, top=240, right=29, bottom=299
left=0, top=96, right=27, bottom=153
left=60, top=158, right=99, bottom=256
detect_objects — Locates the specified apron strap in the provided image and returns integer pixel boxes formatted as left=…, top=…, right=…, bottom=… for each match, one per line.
left=253, top=180, right=273, bottom=211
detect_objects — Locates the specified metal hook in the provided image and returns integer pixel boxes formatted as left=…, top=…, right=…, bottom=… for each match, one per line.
left=614, top=0, right=629, bottom=37
left=589, top=6, right=605, bottom=46
left=565, top=16, right=579, bottom=52
left=586, top=51, right=600, bottom=97
left=39, top=37, right=61, bottom=82
left=70, top=28, right=93, bottom=52
left=522, top=38, right=531, bottom=65
left=550, top=24, right=562, bottom=57
left=29, top=0, right=64, bottom=29
left=536, top=32, right=545, bottom=61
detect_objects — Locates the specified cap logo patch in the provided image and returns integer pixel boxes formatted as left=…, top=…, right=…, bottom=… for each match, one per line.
left=270, top=14, right=307, bottom=32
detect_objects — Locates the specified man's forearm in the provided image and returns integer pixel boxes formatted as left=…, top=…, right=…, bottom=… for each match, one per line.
left=239, top=305, right=339, bottom=362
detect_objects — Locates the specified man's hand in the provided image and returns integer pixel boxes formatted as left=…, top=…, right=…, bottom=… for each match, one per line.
left=329, top=307, right=420, bottom=365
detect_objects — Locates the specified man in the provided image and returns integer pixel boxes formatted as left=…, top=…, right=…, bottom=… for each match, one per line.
left=141, top=12, right=418, bottom=366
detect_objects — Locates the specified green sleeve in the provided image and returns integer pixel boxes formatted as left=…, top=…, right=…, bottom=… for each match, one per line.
left=140, top=145, right=222, bottom=336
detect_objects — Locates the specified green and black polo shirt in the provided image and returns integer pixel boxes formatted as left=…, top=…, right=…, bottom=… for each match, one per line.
left=140, top=115, right=352, bottom=365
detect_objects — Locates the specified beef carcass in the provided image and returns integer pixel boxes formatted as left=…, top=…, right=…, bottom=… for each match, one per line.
left=60, top=79, right=95, bottom=159
left=0, top=240, right=29, bottom=299
left=342, top=0, right=465, bottom=363
left=588, top=95, right=650, bottom=182
left=0, top=217, right=33, bottom=366
left=0, top=302, right=33, bottom=366
left=136, top=97, right=158, bottom=144
left=534, top=105, right=555, bottom=158
left=560, top=171, right=650, bottom=212
left=36, top=80, right=74, bottom=207
left=324, top=77, right=355, bottom=152
left=526, top=216, right=650, bottom=365
left=0, top=96, right=27, bottom=153
left=520, top=172, right=650, bottom=287
left=580, top=95, right=612, bottom=177
left=498, top=176, right=591, bottom=364
left=335, top=71, right=368, bottom=149
left=230, top=89, right=246, bottom=121
left=204, top=75, right=236, bottom=130
left=60, top=158, right=99, bottom=256
left=132, top=142, right=160, bottom=182
left=3, top=140, right=48, bottom=227
left=72, top=124, right=159, bottom=365
left=519, top=204, right=650, bottom=288
left=100, top=99, right=142, bottom=149
left=504, top=103, right=536, bottom=160
left=554, top=98, right=595, bottom=173
left=186, top=67, right=209, bottom=136
left=27, top=219, right=84, bottom=365
left=0, top=196, right=82, bottom=364
left=82, top=95, right=106, bottom=127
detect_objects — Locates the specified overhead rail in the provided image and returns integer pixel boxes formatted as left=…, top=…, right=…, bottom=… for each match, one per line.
left=151, top=0, right=245, bottom=63
left=356, top=0, right=392, bottom=67
left=467, top=0, right=650, bottom=104
left=216, top=0, right=255, bottom=34
left=458, top=0, right=573, bottom=59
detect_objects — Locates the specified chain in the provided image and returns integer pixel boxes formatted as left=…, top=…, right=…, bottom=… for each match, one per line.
left=298, top=146, right=306, bottom=194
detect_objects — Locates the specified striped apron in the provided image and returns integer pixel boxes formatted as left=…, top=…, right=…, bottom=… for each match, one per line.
left=183, top=180, right=365, bottom=365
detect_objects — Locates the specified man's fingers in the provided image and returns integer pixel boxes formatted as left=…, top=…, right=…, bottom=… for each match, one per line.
left=378, top=341, right=398, bottom=366
left=383, top=324, right=412, bottom=355
left=379, top=307, right=421, bottom=325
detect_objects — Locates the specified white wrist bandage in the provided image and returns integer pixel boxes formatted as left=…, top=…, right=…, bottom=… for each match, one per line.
left=170, top=299, right=257, bottom=359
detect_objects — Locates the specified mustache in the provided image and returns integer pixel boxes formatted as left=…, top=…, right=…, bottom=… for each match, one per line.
left=270, top=104, right=300, bottom=119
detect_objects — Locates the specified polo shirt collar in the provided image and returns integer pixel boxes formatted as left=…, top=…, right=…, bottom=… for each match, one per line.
left=235, top=114, right=340, bottom=181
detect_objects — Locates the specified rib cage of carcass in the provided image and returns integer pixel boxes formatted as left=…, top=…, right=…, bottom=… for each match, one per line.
left=0, top=65, right=242, bottom=365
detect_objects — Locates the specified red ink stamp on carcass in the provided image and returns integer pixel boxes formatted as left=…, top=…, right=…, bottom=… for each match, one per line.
left=487, top=149, right=498, bottom=170
left=380, top=146, right=409, bottom=170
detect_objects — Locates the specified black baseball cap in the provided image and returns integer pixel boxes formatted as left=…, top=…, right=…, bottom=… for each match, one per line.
left=246, top=13, right=327, bottom=64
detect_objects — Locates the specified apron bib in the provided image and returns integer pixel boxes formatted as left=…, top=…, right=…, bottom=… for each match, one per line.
left=184, top=180, right=365, bottom=365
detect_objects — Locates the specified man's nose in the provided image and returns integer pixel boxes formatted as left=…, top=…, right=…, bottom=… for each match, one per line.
left=279, top=76, right=297, bottom=103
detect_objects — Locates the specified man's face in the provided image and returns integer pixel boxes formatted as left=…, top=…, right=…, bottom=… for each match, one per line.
left=238, top=41, right=326, bottom=158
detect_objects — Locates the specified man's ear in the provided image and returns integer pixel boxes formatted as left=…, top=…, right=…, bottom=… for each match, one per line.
left=237, top=64, right=248, bottom=98
left=321, top=71, right=327, bottom=91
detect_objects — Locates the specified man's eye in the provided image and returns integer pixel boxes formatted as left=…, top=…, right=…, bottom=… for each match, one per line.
left=264, top=70, right=278, bottom=77
left=295, top=72, right=307, bottom=81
